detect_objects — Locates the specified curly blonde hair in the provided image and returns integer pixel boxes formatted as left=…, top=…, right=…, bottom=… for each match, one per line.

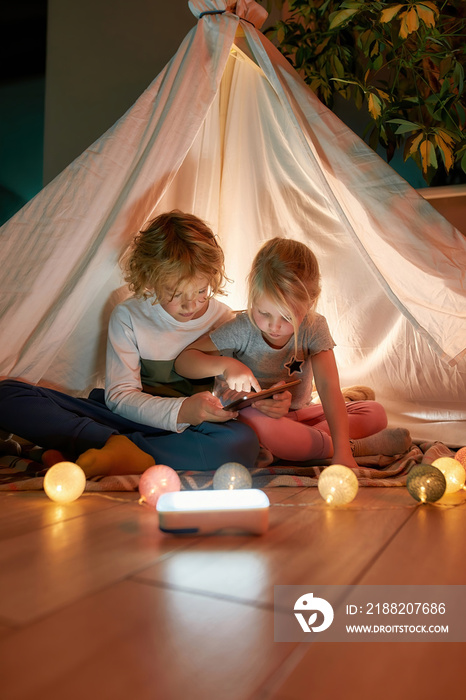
left=247, top=237, right=321, bottom=349
left=124, top=211, right=228, bottom=300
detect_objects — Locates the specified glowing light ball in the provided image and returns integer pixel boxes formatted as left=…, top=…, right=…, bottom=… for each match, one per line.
left=138, top=465, right=181, bottom=507
left=43, top=462, right=87, bottom=504
left=406, top=465, right=446, bottom=503
left=431, top=457, right=466, bottom=494
left=318, top=465, right=359, bottom=505
left=455, top=447, right=466, bottom=471
left=213, top=462, right=253, bottom=490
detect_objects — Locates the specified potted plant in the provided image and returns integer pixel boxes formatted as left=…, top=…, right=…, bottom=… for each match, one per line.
left=261, top=1, right=466, bottom=185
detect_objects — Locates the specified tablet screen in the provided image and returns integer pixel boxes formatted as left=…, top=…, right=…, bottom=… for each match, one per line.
left=223, top=379, right=302, bottom=411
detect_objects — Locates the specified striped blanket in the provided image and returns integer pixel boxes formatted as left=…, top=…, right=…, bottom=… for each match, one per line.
left=0, top=441, right=457, bottom=492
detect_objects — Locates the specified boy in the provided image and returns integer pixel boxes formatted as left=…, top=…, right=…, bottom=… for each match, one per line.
left=0, top=212, right=260, bottom=475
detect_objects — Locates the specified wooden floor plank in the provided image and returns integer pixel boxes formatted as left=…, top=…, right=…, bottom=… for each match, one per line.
left=0, top=497, right=199, bottom=625
left=0, top=491, right=123, bottom=541
left=132, top=488, right=415, bottom=603
left=0, top=623, right=13, bottom=639
left=0, top=579, right=297, bottom=700
left=260, top=491, right=466, bottom=700
left=263, top=487, right=311, bottom=504
left=266, top=641, right=464, bottom=700
left=2, top=486, right=462, bottom=700
left=357, top=492, right=466, bottom=584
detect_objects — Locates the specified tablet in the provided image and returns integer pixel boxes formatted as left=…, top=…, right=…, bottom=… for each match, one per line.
left=223, top=379, right=302, bottom=411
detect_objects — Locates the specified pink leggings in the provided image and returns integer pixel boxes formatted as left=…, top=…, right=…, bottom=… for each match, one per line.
left=237, top=400, right=387, bottom=461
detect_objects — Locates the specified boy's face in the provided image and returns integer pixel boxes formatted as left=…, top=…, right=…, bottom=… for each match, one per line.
left=160, top=275, right=210, bottom=322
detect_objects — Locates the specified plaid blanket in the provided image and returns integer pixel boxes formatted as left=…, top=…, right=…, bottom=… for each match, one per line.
left=0, top=441, right=457, bottom=492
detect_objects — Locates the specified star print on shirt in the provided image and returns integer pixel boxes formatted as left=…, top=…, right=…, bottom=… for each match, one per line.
left=284, top=355, right=304, bottom=375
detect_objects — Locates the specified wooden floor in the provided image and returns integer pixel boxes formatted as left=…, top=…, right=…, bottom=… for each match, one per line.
left=0, top=485, right=465, bottom=700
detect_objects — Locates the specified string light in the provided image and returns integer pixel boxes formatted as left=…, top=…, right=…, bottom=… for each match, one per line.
left=213, top=462, right=253, bottom=490
left=43, top=462, right=87, bottom=504
left=138, top=465, right=181, bottom=507
left=406, top=464, right=446, bottom=503
left=431, top=457, right=466, bottom=494
left=317, top=465, right=359, bottom=505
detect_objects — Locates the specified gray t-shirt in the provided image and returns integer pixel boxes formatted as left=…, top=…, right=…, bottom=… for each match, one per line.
left=210, top=312, right=335, bottom=409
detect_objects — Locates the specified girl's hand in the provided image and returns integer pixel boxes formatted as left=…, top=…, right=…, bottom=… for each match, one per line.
left=222, top=358, right=262, bottom=393
left=177, top=392, right=237, bottom=425
left=252, top=382, right=292, bottom=418
left=221, top=387, right=249, bottom=405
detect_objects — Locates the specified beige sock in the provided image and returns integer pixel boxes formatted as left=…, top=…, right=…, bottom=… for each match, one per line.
left=351, top=428, right=411, bottom=457
left=77, top=435, right=155, bottom=477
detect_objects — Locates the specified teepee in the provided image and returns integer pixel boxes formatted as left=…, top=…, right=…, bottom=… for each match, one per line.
left=0, top=0, right=465, bottom=445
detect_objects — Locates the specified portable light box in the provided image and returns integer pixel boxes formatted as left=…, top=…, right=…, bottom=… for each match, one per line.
left=156, top=489, right=270, bottom=535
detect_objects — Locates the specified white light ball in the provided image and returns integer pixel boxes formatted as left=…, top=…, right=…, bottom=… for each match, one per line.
left=43, top=462, right=87, bottom=504
left=431, top=457, right=466, bottom=494
left=213, top=462, right=252, bottom=490
left=318, top=465, right=359, bottom=505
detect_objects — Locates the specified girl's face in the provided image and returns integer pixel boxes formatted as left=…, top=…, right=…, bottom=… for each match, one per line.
left=252, top=295, right=303, bottom=348
left=160, top=275, right=210, bottom=322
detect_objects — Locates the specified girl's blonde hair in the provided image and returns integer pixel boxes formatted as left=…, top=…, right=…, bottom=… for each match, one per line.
left=124, top=211, right=228, bottom=299
left=247, top=237, right=321, bottom=348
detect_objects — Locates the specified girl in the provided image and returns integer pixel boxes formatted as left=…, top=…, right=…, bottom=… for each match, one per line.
left=0, top=212, right=260, bottom=475
left=175, top=237, right=411, bottom=467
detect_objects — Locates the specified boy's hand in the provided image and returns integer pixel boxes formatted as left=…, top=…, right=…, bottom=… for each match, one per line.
left=252, top=381, right=292, bottom=418
left=222, top=358, right=261, bottom=393
left=177, top=392, right=237, bottom=425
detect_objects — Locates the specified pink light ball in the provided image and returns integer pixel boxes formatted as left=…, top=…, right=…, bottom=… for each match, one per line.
left=138, top=465, right=181, bottom=507
left=455, top=447, right=466, bottom=470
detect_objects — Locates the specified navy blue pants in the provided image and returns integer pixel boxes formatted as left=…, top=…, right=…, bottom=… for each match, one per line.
left=0, top=380, right=260, bottom=471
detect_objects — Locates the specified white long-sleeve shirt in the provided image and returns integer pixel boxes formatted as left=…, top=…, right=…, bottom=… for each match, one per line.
left=105, top=296, right=233, bottom=432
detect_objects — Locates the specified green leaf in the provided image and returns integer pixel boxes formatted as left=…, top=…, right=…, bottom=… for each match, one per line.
left=355, top=86, right=364, bottom=109
left=453, top=61, right=464, bottom=95
left=329, top=8, right=359, bottom=29
left=395, top=123, right=421, bottom=134
left=454, top=101, right=466, bottom=128
left=329, top=77, right=364, bottom=89
left=315, top=36, right=331, bottom=55
left=369, top=126, right=380, bottom=151
left=372, top=54, right=384, bottom=71
left=340, top=1, right=364, bottom=9
left=333, top=55, right=345, bottom=78
left=461, top=150, right=466, bottom=174
left=388, top=118, right=421, bottom=133
left=380, top=123, right=388, bottom=144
